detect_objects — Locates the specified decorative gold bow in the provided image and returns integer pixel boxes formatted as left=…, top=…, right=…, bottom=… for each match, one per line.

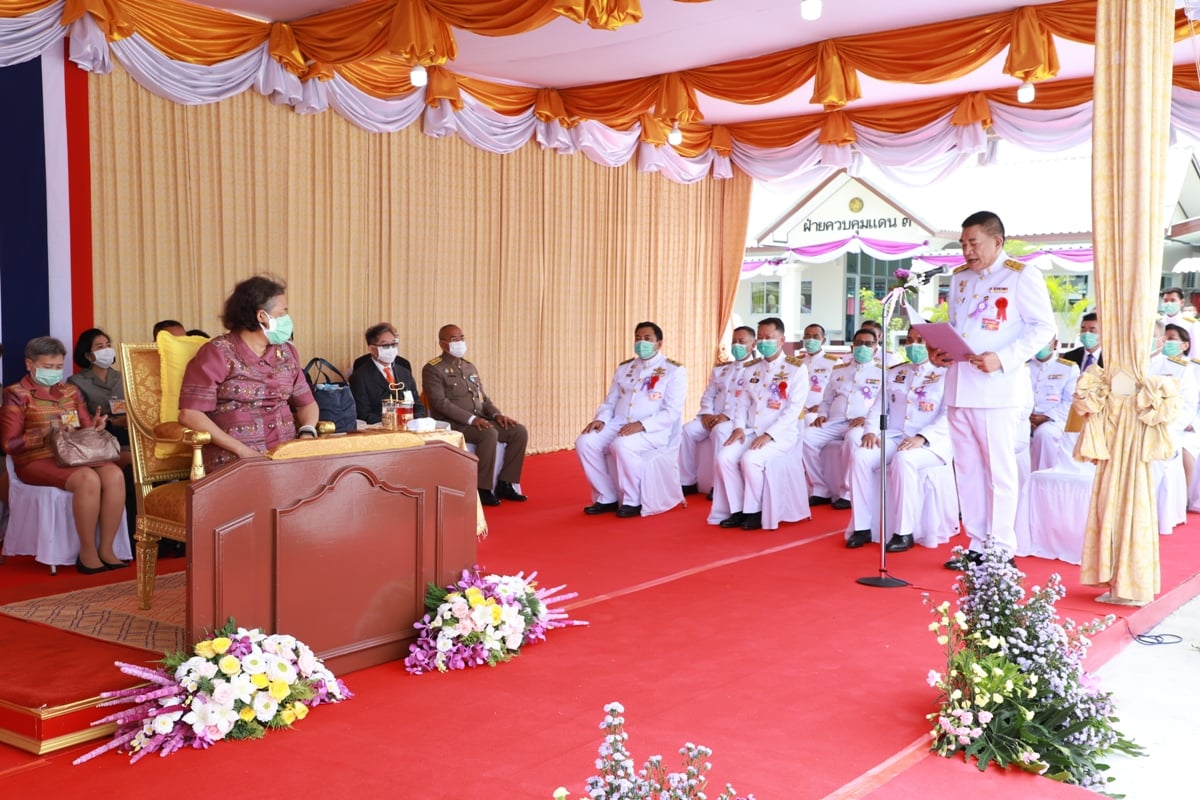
left=1136, top=374, right=1180, bottom=463
left=1072, top=368, right=1180, bottom=463
left=1072, top=367, right=1110, bottom=461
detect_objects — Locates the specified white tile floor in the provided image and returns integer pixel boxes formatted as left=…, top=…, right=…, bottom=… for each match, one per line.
left=1097, top=594, right=1200, bottom=799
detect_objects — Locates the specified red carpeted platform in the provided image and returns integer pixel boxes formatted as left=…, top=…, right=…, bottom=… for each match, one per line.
left=1, top=450, right=1197, bottom=798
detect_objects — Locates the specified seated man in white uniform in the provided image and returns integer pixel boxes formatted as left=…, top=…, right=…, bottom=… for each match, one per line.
left=803, top=328, right=884, bottom=509
left=1159, top=287, right=1200, bottom=347
left=679, top=326, right=756, bottom=496
left=845, top=327, right=951, bottom=551
left=577, top=321, right=686, bottom=518
left=711, top=317, right=808, bottom=531
left=798, top=323, right=844, bottom=433
left=1028, top=337, right=1079, bottom=471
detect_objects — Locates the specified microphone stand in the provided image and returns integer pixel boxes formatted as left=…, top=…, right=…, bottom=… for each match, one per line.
left=858, top=286, right=910, bottom=589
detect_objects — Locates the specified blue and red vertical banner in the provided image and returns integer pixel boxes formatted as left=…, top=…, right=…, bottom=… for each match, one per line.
left=0, top=40, right=91, bottom=385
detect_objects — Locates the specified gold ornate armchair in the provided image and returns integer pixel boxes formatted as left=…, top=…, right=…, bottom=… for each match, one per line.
left=119, top=343, right=210, bottom=610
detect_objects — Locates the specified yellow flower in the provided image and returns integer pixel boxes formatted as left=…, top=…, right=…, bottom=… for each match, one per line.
left=218, top=655, right=241, bottom=676
left=465, top=587, right=484, bottom=607
left=211, top=637, right=233, bottom=655
left=269, top=678, right=291, bottom=701
left=280, top=708, right=296, bottom=725
left=194, top=640, right=216, bottom=658
left=490, top=604, right=503, bottom=625
left=293, top=702, right=309, bottom=721
left=239, top=706, right=256, bottom=722
left=251, top=673, right=270, bottom=689
left=992, top=693, right=1004, bottom=705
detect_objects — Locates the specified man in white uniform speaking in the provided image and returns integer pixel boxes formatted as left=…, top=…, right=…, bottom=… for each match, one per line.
left=930, top=211, right=1055, bottom=568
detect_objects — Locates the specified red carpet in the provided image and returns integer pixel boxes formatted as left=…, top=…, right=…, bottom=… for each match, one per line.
left=1, top=450, right=1197, bottom=798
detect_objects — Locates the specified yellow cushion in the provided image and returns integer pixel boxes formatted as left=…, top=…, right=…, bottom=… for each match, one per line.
left=156, top=332, right=209, bottom=459
left=157, top=331, right=208, bottom=424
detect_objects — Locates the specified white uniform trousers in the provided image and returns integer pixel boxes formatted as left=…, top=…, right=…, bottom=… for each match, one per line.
left=847, top=431, right=904, bottom=535
left=678, top=418, right=731, bottom=485
left=1030, top=421, right=1065, bottom=471
left=887, top=447, right=948, bottom=544
left=575, top=427, right=663, bottom=506
left=948, top=406, right=1020, bottom=555
left=802, top=419, right=850, bottom=499
left=712, top=433, right=797, bottom=517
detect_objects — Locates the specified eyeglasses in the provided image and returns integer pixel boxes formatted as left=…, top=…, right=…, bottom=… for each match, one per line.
left=375, top=341, right=400, bottom=348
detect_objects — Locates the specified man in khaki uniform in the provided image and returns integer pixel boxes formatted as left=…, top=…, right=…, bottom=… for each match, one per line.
left=422, top=324, right=528, bottom=506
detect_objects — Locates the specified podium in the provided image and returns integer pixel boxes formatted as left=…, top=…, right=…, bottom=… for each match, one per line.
left=186, top=438, right=478, bottom=674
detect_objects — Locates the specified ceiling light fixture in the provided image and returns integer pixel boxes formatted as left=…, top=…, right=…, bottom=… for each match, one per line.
left=410, top=64, right=428, bottom=88
left=1017, top=81, right=1035, bottom=103
left=667, top=123, right=683, bottom=146
left=800, top=0, right=823, bottom=21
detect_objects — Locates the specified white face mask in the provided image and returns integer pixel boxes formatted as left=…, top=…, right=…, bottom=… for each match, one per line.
left=448, top=341, right=467, bottom=359
left=92, top=347, right=116, bottom=369
left=376, top=346, right=398, bottom=365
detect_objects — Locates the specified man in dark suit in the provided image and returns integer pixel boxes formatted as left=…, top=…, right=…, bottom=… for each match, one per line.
left=422, top=323, right=528, bottom=506
left=349, top=322, right=426, bottom=425
left=1063, top=312, right=1103, bottom=373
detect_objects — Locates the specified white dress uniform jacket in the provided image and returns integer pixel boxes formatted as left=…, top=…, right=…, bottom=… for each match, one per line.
left=591, top=352, right=687, bottom=445
left=944, top=256, right=1056, bottom=408
left=866, top=362, right=951, bottom=462
left=1030, top=356, right=1079, bottom=425
left=800, top=350, right=844, bottom=414
left=731, top=354, right=810, bottom=448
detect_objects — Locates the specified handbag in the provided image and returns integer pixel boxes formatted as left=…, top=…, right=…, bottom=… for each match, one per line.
left=303, top=357, right=357, bottom=433
left=49, top=425, right=122, bottom=467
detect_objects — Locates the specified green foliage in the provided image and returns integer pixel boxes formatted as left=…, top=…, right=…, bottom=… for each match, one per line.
left=858, top=287, right=907, bottom=330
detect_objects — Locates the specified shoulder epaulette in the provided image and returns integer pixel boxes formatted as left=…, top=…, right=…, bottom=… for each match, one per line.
left=1185, top=316, right=1197, bottom=324
left=426, top=356, right=442, bottom=366
left=889, top=362, right=906, bottom=370
left=619, top=357, right=635, bottom=366
left=1169, top=355, right=1189, bottom=366
left=1191, top=358, right=1200, bottom=366
left=952, top=264, right=969, bottom=274
left=743, top=357, right=762, bottom=367
left=1004, top=258, right=1025, bottom=272
left=667, top=358, right=683, bottom=368
left=823, top=353, right=841, bottom=361
left=833, top=361, right=853, bottom=369
left=784, top=354, right=804, bottom=367
left=714, top=360, right=727, bottom=368
left=1056, top=357, right=1075, bottom=367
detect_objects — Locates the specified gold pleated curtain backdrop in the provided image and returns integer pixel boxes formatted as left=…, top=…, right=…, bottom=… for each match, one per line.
left=88, top=63, right=752, bottom=453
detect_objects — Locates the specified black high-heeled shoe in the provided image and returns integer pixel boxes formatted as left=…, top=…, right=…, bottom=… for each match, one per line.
left=101, top=558, right=129, bottom=570
left=76, top=557, right=108, bottom=575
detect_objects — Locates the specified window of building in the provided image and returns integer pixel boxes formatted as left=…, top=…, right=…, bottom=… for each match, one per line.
left=751, top=279, right=781, bottom=314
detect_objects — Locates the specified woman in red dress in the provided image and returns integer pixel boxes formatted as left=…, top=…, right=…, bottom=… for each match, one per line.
left=1, top=336, right=127, bottom=573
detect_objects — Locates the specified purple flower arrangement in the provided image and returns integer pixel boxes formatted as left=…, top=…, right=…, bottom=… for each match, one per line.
left=925, top=543, right=1141, bottom=790
left=73, top=619, right=351, bottom=765
left=578, top=702, right=754, bottom=800
left=404, top=568, right=586, bottom=675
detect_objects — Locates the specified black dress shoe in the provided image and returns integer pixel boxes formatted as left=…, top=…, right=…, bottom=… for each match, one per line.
left=478, top=489, right=501, bottom=507
left=76, top=557, right=107, bottom=575
left=944, top=551, right=982, bottom=571
left=885, top=534, right=914, bottom=553
left=718, top=512, right=745, bottom=528
left=496, top=481, right=527, bottom=502
left=808, top=495, right=831, bottom=506
left=101, top=558, right=130, bottom=570
left=583, top=501, right=619, bottom=515
left=705, top=489, right=714, bottom=501
left=615, top=504, right=642, bottom=518
left=846, top=530, right=871, bottom=548
left=739, top=512, right=763, bottom=531
left=681, top=483, right=699, bottom=496
left=831, top=498, right=852, bottom=510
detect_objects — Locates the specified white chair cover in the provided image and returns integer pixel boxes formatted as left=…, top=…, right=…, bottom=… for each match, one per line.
left=842, top=459, right=958, bottom=546
left=3, top=456, right=131, bottom=568
left=608, top=432, right=684, bottom=517
left=693, top=435, right=714, bottom=495
left=1019, top=467, right=1092, bottom=564
left=464, top=441, right=509, bottom=491
left=1154, top=452, right=1187, bottom=535
left=761, top=445, right=811, bottom=530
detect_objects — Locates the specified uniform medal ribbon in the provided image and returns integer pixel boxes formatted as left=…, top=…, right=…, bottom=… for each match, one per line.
left=995, top=297, right=1008, bottom=321
left=968, top=295, right=989, bottom=318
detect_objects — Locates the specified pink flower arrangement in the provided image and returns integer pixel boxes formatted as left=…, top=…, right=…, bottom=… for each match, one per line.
left=404, top=568, right=585, bottom=675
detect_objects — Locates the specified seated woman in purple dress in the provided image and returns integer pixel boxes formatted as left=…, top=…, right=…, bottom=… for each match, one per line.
left=178, top=276, right=318, bottom=472
left=1, top=336, right=127, bottom=574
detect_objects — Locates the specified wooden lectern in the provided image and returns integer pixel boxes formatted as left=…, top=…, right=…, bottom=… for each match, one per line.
left=186, top=438, right=478, bottom=675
